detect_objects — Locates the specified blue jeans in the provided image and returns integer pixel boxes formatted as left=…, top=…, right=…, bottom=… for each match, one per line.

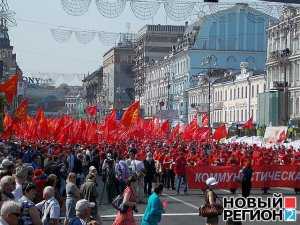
left=176, top=175, right=187, bottom=193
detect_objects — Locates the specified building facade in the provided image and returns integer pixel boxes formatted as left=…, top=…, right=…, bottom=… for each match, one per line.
left=0, top=20, right=23, bottom=110
left=141, top=3, right=275, bottom=124
left=266, top=7, right=300, bottom=124
left=65, top=86, right=84, bottom=118
left=187, top=62, right=266, bottom=125
left=82, top=67, right=103, bottom=118
left=134, top=24, right=185, bottom=99
left=103, top=42, right=135, bottom=116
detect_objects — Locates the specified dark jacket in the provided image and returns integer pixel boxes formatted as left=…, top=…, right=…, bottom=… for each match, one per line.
left=143, top=159, right=156, bottom=179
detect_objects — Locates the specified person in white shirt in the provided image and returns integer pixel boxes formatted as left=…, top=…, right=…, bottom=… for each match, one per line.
left=0, top=200, right=21, bottom=225
left=36, top=186, right=60, bottom=225
left=12, top=166, right=28, bottom=201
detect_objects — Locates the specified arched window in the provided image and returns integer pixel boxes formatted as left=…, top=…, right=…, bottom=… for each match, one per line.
left=226, top=56, right=237, bottom=69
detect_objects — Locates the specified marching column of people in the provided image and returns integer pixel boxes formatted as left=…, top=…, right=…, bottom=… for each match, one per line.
left=0, top=138, right=299, bottom=225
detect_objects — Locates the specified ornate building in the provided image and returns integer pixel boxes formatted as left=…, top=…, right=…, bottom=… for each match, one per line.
left=141, top=3, right=275, bottom=124
left=266, top=7, right=300, bottom=125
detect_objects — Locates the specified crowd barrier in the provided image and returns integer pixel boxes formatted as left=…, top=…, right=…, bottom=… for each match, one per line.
left=186, top=165, right=300, bottom=189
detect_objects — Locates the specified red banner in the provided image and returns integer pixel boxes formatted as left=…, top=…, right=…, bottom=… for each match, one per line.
left=187, top=165, right=300, bottom=190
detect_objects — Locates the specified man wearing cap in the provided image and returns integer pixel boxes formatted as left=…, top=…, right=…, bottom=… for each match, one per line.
left=69, top=199, right=98, bottom=225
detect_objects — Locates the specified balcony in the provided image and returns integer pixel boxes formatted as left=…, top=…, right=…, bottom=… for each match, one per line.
left=214, top=102, right=224, bottom=110
left=190, top=103, right=209, bottom=113
left=268, top=49, right=291, bottom=64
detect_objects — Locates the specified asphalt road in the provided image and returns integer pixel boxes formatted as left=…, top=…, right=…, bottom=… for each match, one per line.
left=98, top=185, right=300, bottom=225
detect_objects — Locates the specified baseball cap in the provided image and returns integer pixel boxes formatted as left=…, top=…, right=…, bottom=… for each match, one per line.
left=75, top=199, right=95, bottom=211
left=206, top=177, right=218, bottom=187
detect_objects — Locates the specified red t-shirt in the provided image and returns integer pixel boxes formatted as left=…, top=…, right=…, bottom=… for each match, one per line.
left=174, top=156, right=187, bottom=176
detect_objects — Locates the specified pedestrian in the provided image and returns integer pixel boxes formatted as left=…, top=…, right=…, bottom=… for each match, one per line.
left=143, top=152, right=156, bottom=197
left=204, top=177, right=219, bottom=225
left=112, top=176, right=138, bottom=225
left=240, top=160, right=253, bottom=198
left=80, top=174, right=101, bottom=223
left=141, top=184, right=165, bottom=225
left=0, top=159, right=14, bottom=178
left=115, top=156, right=130, bottom=194
left=0, top=200, right=22, bottom=225
left=0, top=176, right=16, bottom=206
left=64, top=173, right=80, bottom=225
left=174, top=152, right=187, bottom=195
left=103, top=159, right=118, bottom=203
left=12, top=166, right=28, bottom=201
left=69, top=199, right=98, bottom=225
left=36, top=186, right=60, bottom=225
left=19, top=182, right=42, bottom=225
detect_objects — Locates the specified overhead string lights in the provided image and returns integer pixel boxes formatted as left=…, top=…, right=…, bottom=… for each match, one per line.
left=130, top=0, right=161, bottom=20
left=61, top=0, right=92, bottom=16
left=95, top=0, right=127, bottom=18
left=60, top=0, right=295, bottom=21
left=50, top=27, right=135, bottom=45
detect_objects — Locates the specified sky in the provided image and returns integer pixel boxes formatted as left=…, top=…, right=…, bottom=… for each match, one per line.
left=7, top=0, right=285, bottom=85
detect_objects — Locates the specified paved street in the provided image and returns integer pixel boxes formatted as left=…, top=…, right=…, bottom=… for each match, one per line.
left=98, top=186, right=300, bottom=225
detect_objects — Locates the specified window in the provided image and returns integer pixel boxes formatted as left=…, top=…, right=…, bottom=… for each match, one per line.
left=241, top=110, right=243, bottom=121
left=251, top=85, right=254, bottom=98
left=230, top=89, right=232, bottom=100
left=237, top=110, right=239, bottom=121
left=257, top=84, right=259, bottom=95
left=237, top=87, right=240, bottom=99
left=241, top=87, right=244, bottom=98
left=234, top=89, right=236, bottom=99
left=225, top=90, right=227, bottom=101
left=245, top=86, right=248, bottom=98
left=245, top=109, right=247, bottom=120
left=296, top=98, right=300, bottom=115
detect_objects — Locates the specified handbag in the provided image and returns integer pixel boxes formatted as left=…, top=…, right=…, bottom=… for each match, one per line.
left=199, top=190, right=223, bottom=217
left=199, top=203, right=223, bottom=217
left=111, top=194, right=129, bottom=213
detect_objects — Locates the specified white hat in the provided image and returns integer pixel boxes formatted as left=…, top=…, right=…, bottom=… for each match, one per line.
left=89, top=166, right=97, bottom=172
left=206, top=177, right=218, bottom=186
left=1, top=159, right=13, bottom=168
left=75, top=199, right=95, bottom=212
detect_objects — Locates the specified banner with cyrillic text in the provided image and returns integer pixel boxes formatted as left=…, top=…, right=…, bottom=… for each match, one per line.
left=186, top=165, right=300, bottom=189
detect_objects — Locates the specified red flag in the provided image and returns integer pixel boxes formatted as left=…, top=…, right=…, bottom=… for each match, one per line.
left=35, top=107, right=45, bottom=122
left=277, top=130, right=287, bottom=143
left=170, top=124, right=180, bottom=142
left=213, top=124, right=228, bottom=141
left=0, top=74, right=19, bottom=104
left=160, top=120, right=170, bottom=136
left=202, top=113, right=208, bottom=127
left=243, top=116, right=254, bottom=129
left=14, top=99, right=28, bottom=121
left=120, top=101, right=140, bottom=127
left=85, top=105, right=97, bottom=117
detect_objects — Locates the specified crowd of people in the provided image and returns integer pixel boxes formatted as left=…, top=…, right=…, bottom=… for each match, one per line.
left=0, top=138, right=299, bottom=225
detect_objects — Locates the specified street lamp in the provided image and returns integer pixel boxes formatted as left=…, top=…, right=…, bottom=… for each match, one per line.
left=201, top=55, right=217, bottom=128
